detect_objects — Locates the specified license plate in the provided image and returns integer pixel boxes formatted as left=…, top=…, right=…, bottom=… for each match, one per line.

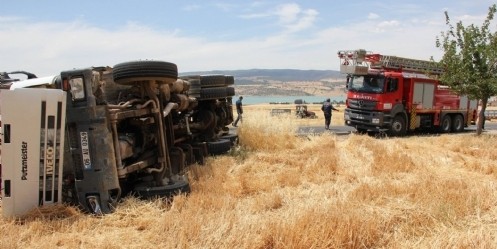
left=80, top=132, right=92, bottom=169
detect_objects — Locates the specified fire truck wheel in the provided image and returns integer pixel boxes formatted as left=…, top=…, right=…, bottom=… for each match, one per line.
left=452, top=115, right=464, bottom=132
left=134, top=179, right=191, bottom=199
left=113, top=60, right=178, bottom=85
left=439, top=115, right=452, bottom=133
left=389, top=115, right=406, bottom=136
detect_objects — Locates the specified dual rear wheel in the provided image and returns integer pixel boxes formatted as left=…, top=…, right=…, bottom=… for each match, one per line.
left=387, top=113, right=465, bottom=136
left=439, top=114, right=464, bottom=133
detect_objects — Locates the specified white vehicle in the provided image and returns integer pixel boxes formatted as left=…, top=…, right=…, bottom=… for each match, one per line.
left=1, top=62, right=237, bottom=217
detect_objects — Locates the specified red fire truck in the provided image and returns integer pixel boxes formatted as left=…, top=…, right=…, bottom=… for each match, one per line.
left=338, top=49, right=478, bottom=136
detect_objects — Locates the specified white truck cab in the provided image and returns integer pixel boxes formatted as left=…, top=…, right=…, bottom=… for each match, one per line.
left=1, top=88, right=66, bottom=216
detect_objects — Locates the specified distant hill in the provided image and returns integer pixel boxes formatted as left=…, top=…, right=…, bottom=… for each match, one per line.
left=179, top=69, right=343, bottom=83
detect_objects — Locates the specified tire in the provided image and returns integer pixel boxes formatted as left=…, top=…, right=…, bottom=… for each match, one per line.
left=389, top=115, right=406, bottom=136
left=113, top=60, right=178, bottom=85
left=134, top=179, right=190, bottom=199
left=439, top=115, right=452, bottom=133
left=226, top=86, right=235, bottom=97
left=207, top=139, right=232, bottom=155
left=200, top=75, right=226, bottom=88
left=221, top=133, right=239, bottom=146
left=200, top=87, right=227, bottom=100
left=225, top=75, right=234, bottom=85
left=451, top=115, right=464, bottom=132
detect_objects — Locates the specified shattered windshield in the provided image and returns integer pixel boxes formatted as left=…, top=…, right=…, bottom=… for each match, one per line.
left=347, top=75, right=385, bottom=93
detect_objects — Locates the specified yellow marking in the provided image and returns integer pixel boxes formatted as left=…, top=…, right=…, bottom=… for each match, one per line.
left=410, top=105, right=417, bottom=130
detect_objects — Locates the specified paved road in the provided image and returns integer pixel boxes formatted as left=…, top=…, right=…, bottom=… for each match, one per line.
left=296, top=125, right=355, bottom=136
left=297, top=123, right=497, bottom=136
left=229, top=123, right=496, bottom=137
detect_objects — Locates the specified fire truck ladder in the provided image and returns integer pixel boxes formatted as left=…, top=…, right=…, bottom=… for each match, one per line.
left=338, top=49, right=443, bottom=75
left=371, top=55, right=443, bottom=75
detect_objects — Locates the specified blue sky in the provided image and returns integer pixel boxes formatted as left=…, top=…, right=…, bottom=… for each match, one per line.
left=1, top=0, right=496, bottom=76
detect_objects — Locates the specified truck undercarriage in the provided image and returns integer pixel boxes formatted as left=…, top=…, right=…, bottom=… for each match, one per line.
left=1, top=60, right=237, bottom=216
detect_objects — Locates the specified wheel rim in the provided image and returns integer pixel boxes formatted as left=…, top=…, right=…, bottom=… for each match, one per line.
left=392, top=120, right=403, bottom=132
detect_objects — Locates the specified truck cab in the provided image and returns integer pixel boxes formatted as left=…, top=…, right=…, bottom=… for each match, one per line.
left=2, top=68, right=121, bottom=215
left=344, top=72, right=405, bottom=134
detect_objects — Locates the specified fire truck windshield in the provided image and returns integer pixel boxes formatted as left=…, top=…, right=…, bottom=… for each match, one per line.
left=347, top=75, right=385, bottom=93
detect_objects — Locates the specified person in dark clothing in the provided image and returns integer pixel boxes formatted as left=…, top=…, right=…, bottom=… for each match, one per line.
left=321, top=98, right=339, bottom=130
left=233, top=96, right=243, bottom=127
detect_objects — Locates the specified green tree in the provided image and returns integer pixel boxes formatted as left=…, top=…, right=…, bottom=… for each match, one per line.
left=436, top=4, right=497, bottom=135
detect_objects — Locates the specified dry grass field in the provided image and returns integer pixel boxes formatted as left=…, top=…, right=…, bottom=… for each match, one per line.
left=1, top=104, right=497, bottom=248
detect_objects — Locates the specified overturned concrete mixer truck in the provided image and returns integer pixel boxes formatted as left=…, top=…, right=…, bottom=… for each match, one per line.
left=0, top=60, right=237, bottom=217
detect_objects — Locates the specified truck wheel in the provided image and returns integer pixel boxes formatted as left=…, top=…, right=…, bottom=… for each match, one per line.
left=200, top=75, right=226, bottom=88
left=226, top=87, right=235, bottom=97
left=134, top=179, right=191, bottom=199
left=225, top=75, right=234, bottom=85
left=389, top=115, right=406, bottom=136
left=221, top=133, right=239, bottom=146
left=439, top=115, right=452, bottom=133
left=113, top=60, right=178, bottom=85
left=200, top=87, right=227, bottom=100
left=207, top=139, right=232, bottom=155
left=452, top=115, right=464, bottom=132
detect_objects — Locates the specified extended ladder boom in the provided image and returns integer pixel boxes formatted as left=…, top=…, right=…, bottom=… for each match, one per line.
left=338, top=49, right=443, bottom=75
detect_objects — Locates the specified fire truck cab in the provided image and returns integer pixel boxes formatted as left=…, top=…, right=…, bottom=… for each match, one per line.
left=338, top=49, right=478, bottom=136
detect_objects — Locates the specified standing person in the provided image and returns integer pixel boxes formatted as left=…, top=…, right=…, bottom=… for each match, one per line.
left=321, top=98, right=339, bottom=130
left=233, top=96, right=243, bottom=127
